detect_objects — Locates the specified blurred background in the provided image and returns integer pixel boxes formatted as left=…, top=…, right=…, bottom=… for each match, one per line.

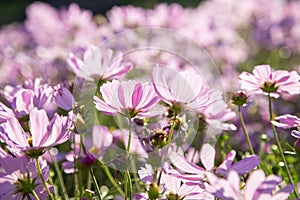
left=0, top=0, right=201, bottom=26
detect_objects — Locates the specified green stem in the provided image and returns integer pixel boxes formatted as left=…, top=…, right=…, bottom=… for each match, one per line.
left=130, top=157, right=142, bottom=192
left=90, top=167, right=102, bottom=200
left=73, top=137, right=79, bottom=200
left=268, top=94, right=299, bottom=198
left=35, top=157, right=54, bottom=200
left=125, top=171, right=133, bottom=200
left=99, top=161, right=125, bottom=197
left=153, top=167, right=158, bottom=183
left=157, top=114, right=177, bottom=185
left=51, top=155, right=69, bottom=200
left=126, top=118, right=132, bottom=154
left=31, top=190, right=40, bottom=200
left=87, top=172, right=92, bottom=190
left=125, top=118, right=133, bottom=200
left=238, top=106, right=255, bottom=155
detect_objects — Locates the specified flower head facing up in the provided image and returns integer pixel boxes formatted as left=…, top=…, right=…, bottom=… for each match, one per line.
left=68, top=46, right=132, bottom=81
left=0, top=155, right=49, bottom=199
left=0, top=108, right=73, bottom=157
left=94, top=80, right=160, bottom=118
left=152, top=66, right=212, bottom=113
left=239, top=64, right=300, bottom=98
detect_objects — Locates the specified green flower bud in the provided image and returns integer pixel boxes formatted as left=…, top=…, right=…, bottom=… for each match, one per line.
left=232, top=91, right=248, bottom=106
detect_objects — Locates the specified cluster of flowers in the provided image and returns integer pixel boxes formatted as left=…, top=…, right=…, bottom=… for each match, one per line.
left=0, top=0, right=300, bottom=200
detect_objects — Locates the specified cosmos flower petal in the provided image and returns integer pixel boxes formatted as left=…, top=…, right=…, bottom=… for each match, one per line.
left=230, top=155, right=260, bottom=175
left=200, top=143, right=215, bottom=171
left=29, top=108, right=49, bottom=147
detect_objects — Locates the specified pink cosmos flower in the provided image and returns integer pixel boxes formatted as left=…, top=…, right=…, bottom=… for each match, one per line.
left=152, top=66, right=212, bottom=111
left=83, top=126, right=113, bottom=160
left=137, top=163, right=213, bottom=200
left=239, top=64, right=300, bottom=98
left=68, top=46, right=131, bottom=81
left=107, top=5, right=146, bottom=31
left=94, top=80, right=160, bottom=118
left=0, top=108, right=73, bottom=157
left=198, top=91, right=237, bottom=131
left=160, top=165, right=213, bottom=200
left=2, top=78, right=53, bottom=117
left=272, top=114, right=300, bottom=138
left=170, top=143, right=259, bottom=179
left=0, top=155, right=50, bottom=199
left=205, top=170, right=293, bottom=200
left=62, top=126, right=113, bottom=174
left=26, top=2, right=98, bottom=48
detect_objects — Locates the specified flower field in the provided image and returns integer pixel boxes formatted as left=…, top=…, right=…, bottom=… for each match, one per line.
left=0, top=1, right=300, bottom=199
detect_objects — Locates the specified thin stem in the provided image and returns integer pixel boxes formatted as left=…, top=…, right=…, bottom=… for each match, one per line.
left=157, top=114, right=177, bottom=185
left=73, top=137, right=79, bottom=200
left=99, top=161, right=125, bottom=197
left=125, top=171, right=133, bottom=200
left=31, top=190, right=40, bottom=200
left=125, top=118, right=133, bottom=200
left=153, top=168, right=158, bottom=183
left=130, top=157, right=142, bottom=192
left=87, top=172, right=92, bottom=190
left=238, top=106, right=255, bottom=155
left=35, top=157, right=54, bottom=200
left=126, top=118, right=132, bottom=154
left=78, top=135, right=84, bottom=200
left=51, top=155, right=69, bottom=200
left=268, top=94, right=299, bottom=198
left=90, top=167, right=102, bottom=200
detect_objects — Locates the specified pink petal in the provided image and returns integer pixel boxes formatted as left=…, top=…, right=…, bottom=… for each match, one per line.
left=170, top=152, right=205, bottom=175
left=216, top=150, right=236, bottom=176
left=245, top=170, right=265, bottom=200
left=93, top=96, right=118, bottom=115
left=252, top=65, right=272, bottom=81
left=200, top=143, right=215, bottom=171
left=29, top=108, right=49, bottom=147
left=230, top=155, right=259, bottom=175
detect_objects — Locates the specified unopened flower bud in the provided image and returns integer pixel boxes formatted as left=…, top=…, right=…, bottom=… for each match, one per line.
left=232, top=91, right=248, bottom=106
